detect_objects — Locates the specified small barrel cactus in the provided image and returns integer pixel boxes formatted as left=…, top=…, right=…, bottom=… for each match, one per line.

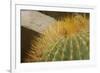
left=27, top=13, right=89, bottom=62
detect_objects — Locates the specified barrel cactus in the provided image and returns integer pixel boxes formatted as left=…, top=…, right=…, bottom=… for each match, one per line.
left=27, top=13, right=89, bottom=62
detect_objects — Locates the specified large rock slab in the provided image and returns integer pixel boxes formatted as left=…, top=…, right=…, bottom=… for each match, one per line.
left=21, top=10, right=56, bottom=34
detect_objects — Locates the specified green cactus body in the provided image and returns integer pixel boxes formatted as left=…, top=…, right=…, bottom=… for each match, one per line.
left=41, top=31, right=89, bottom=61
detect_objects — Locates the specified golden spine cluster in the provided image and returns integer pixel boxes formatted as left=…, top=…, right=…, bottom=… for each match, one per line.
left=25, top=13, right=89, bottom=62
